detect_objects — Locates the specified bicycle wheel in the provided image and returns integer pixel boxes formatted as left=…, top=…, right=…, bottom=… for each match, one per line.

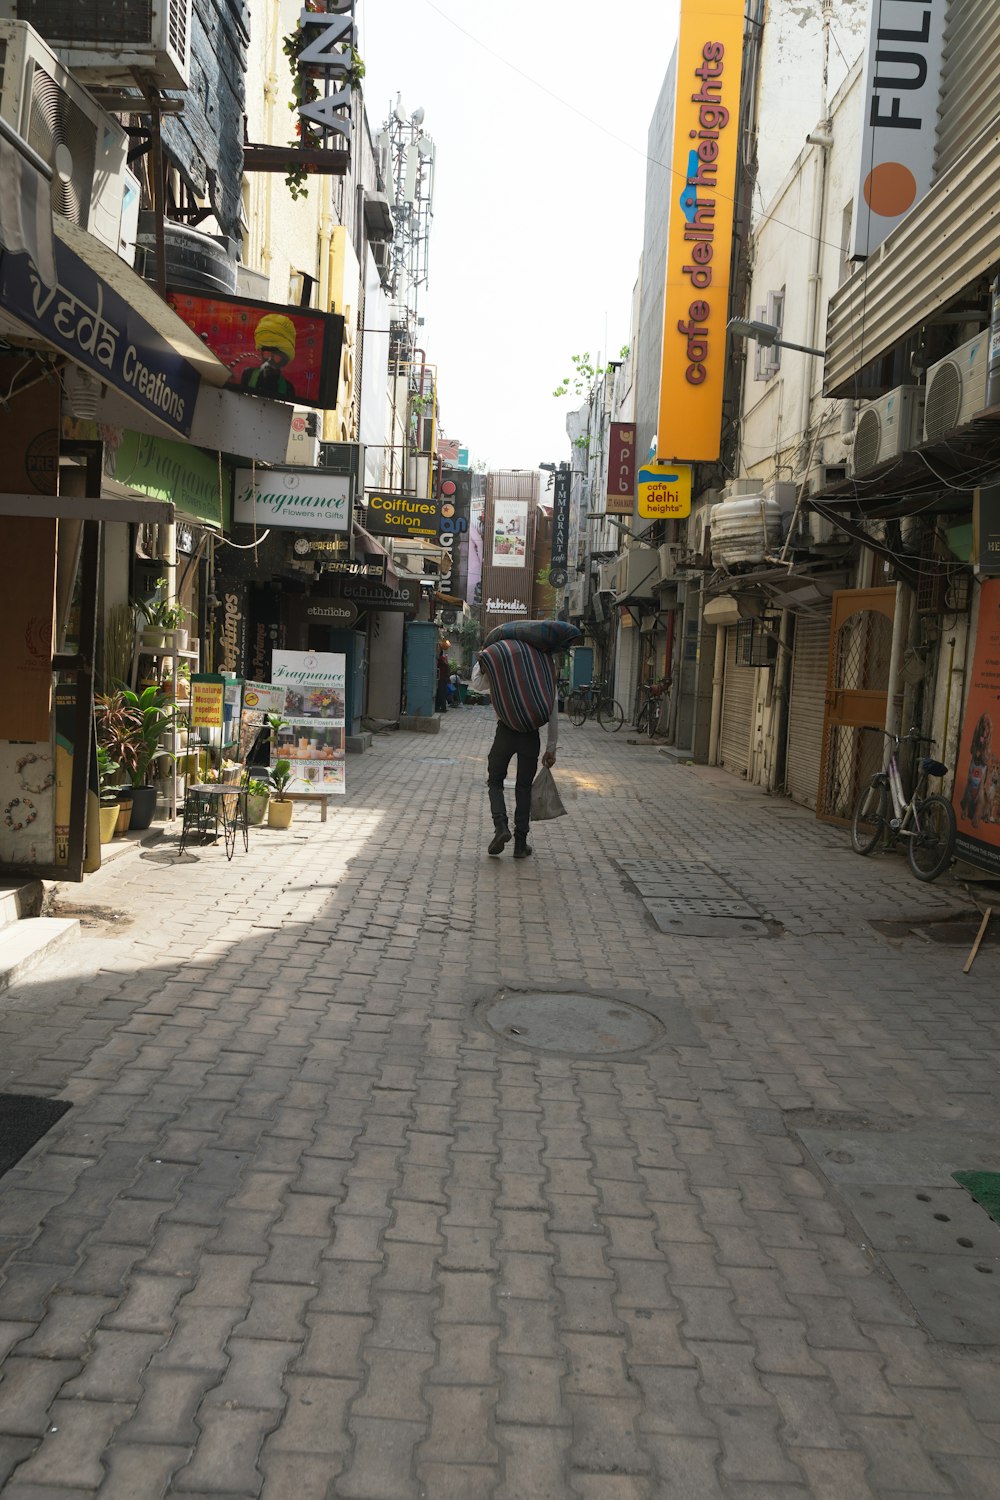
left=635, top=702, right=654, bottom=737
left=598, top=696, right=624, bottom=732
left=570, top=693, right=589, bottom=727
left=850, top=778, right=888, bottom=855
left=907, top=794, right=956, bottom=882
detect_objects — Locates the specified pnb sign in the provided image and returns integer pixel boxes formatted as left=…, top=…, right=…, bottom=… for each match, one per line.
left=851, top=0, right=946, bottom=259
left=657, top=0, right=746, bottom=464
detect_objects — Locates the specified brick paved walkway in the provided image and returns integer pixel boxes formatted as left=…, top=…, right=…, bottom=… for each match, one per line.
left=1, top=706, right=999, bottom=1498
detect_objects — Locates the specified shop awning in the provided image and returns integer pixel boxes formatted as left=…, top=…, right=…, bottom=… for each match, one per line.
left=354, top=521, right=398, bottom=586
left=0, top=486, right=173, bottom=524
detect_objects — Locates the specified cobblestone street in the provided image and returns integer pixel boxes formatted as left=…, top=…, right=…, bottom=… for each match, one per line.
left=1, top=705, right=999, bottom=1499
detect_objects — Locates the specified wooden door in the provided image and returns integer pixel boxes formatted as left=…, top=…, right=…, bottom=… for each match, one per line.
left=816, top=587, right=896, bottom=824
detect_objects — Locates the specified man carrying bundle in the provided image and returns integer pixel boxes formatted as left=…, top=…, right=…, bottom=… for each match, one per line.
left=469, top=620, right=582, bottom=860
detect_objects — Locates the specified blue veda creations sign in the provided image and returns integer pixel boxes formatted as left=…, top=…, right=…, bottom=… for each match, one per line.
left=0, top=243, right=199, bottom=437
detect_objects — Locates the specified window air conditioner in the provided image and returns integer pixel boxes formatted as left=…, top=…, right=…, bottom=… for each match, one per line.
left=850, top=386, right=924, bottom=477
left=9, top=0, right=191, bottom=92
left=922, top=332, right=990, bottom=441
left=0, top=21, right=133, bottom=258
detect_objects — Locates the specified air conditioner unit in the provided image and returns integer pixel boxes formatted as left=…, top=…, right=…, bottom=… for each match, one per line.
left=613, top=548, right=657, bottom=601
left=923, top=333, right=990, bottom=440
left=8, top=0, right=191, bottom=92
left=0, top=20, right=131, bottom=256
left=850, top=386, right=924, bottom=477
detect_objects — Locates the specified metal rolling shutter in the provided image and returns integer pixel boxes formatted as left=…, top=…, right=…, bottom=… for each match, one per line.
left=719, top=626, right=753, bottom=775
left=786, top=615, right=830, bottom=810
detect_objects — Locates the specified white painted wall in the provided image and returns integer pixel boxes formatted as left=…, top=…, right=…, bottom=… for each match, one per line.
left=755, top=0, right=870, bottom=218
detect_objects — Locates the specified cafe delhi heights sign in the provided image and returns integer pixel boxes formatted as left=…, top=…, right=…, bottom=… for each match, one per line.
left=657, top=0, right=745, bottom=464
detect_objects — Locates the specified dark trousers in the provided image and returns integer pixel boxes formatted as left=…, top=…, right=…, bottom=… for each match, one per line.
left=487, top=722, right=540, bottom=836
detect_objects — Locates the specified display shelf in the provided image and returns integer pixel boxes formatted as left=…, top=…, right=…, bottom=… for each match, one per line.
left=129, top=633, right=202, bottom=821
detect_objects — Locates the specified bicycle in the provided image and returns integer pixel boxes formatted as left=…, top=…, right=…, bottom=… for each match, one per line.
left=849, top=726, right=957, bottom=882
left=634, top=677, right=671, bottom=738
left=565, top=682, right=625, bottom=732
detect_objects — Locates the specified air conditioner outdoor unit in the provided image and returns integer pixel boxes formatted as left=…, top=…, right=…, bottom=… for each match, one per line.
left=850, top=386, right=924, bottom=477
left=0, top=20, right=132, bottom=257
left=923, top=333, right=990, bottom=440
left=8, top=0, right=191, bottom=92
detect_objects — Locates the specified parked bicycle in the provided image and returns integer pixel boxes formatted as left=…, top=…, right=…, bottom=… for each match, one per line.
left=850, top=726, right=957, bottom=882
left=634, top=677, right=671, bottom=738
left=565, top=681, right=625, bottom=732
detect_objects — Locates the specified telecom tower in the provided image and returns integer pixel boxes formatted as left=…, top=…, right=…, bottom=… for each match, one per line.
left=375, top=96, right=435, bottom=368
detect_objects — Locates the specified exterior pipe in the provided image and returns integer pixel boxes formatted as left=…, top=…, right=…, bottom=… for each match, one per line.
left=885, top=581, right=911, bottom=744
left=708, top=625, right=727, bottom=765
left=766, top=607, right=794, bottom=792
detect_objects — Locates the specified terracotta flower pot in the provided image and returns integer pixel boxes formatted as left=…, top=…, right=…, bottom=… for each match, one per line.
left=267, top=799, right=293, bottom=829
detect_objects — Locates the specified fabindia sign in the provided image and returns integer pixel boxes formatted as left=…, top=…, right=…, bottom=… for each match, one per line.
left=851, top=0, right=946, bottom=259
left=235, top=467, right=350, bottom=530
left=657, top=0, right=745, bottom=464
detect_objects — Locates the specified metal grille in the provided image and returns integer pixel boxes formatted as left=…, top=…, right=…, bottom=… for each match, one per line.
left=833, top=609, right=891, bottom=694
left=819, top=610, right=892, bottom=820
left=21, top=0, right=154, bottom=46
left=720, top=626, right=754, bottom=774
left=786, top=616, right=829, bottom=810
left=853, top=407, right=882, bottom=475
left=924, top=361, right=962, bottom=439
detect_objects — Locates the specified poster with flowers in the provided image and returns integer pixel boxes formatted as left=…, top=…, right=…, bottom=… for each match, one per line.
left=269, top=651, right=347, bottom=792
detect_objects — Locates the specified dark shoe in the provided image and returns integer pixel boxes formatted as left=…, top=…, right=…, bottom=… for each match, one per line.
left=488, top=825, right=511, bottom=856
left=513, top=836, right=533, bottom=859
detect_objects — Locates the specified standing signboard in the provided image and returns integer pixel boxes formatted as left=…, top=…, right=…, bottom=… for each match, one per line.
left=952, top=579, right=1000, bottom=875
left=270, top=650, right=347, bottom=793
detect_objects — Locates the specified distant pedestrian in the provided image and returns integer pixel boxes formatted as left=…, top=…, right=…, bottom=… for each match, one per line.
left=471, top=619, right=582, bottom=860
left=435, top=648, right=451, bottom=713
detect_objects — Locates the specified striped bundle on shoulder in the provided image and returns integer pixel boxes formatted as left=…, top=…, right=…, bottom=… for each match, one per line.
left=477, top=640, right=556, bottom=733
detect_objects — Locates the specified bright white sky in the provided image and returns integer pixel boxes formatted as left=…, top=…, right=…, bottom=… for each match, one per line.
left=358, top=0, right=680, bottom=472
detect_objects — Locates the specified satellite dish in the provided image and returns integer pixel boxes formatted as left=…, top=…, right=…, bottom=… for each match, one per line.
left=394, top=93, right=407, bottom=122
left=417, top=137, right=434, bottom=159
left=411, top=106, right=425, bottom=124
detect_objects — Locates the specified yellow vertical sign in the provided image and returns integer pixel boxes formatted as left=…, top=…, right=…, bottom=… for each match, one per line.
left=657, top=0, right=745, bottom=463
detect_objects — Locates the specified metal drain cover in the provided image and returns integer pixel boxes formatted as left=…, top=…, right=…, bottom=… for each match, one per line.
left=483, top=992, right=663, bottom=1056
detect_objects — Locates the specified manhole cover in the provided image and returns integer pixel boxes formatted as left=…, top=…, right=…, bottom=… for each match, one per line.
left=482, top=992, right=663, bottom=1056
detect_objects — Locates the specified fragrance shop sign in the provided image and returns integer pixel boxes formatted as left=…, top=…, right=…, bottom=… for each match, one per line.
left=235, top=467, right=350, bottom=531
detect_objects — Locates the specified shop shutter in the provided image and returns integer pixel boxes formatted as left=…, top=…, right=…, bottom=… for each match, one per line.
left=936, top=0, right=1000, bottom=180
left=719, top=626, right=754, bottom=774
left=786, top=615, right=830, bottom=810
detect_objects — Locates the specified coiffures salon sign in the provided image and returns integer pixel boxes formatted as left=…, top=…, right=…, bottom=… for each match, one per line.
left=235, top=468, right=350, bottom=530
left=364, top=492, right=440, bottom=540
left=657, top=0, right=745, bottom=463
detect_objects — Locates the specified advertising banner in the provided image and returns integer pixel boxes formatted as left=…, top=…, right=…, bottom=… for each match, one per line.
left=973, top=481, right=1000, bottom=577
left=166, top=289, right=344, bottom=410
left=492, top=499, right=529, bottom=567
left=638, top=461, right=693, bottom=520
left=607, top=423, right=637, bottom=516
left=953, top=579, right=1000, bottom=875
left=851, top=0, right=946, bottom=259
left=189, top=675, right=227, bottom=729
left=657, top=0, right=745, bottom=463
left=333, top=577, right=421, bottom=614
left=270, top=650, right=347, bottom=792
left=235, top=467, right=350, bottom=531
left=437, top=467, right=472, bottom=598
left=0, top=242, right=200, bottom=438
left=550, top=468, right=570, bottom=585
left=364, top=491, right=440, bottom=539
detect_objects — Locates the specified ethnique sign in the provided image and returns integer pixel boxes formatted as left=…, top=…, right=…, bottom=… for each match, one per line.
left=851, top=0, right=946, bottom=259
left=235, top=468, right=350, bottom=531
left=657, top=0, right=745, bottom=462
left=166, top=289, right=344, bottom=410
left=334, top=577, right=421, bottom=613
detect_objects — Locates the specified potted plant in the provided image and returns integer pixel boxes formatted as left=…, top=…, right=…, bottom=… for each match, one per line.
left=139, top=579, right=193, bottom=650
left=95, top=686, right=176, bottom=832
left=246, top=777, right=270, bottom=826
left=267, top=759, right=294, bottom=828
left=97, top=746, right=121, bottom=845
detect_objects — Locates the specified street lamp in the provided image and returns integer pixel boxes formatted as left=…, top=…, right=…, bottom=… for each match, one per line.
left=727, top=317, right=825, bottom=359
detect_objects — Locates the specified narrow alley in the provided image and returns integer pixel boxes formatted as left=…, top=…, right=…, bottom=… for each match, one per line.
left=1, top=708, right=999, bottom=1498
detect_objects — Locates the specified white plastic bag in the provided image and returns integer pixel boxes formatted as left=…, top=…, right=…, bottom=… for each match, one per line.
left=530, top=765, right=567, bottom=821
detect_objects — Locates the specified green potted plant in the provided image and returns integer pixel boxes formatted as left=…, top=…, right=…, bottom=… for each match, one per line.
left=267, top=759, right=294, bottom=828
left=246, top=777, right=270, bottom=826
left=95, top=686, right=176, bottom=832
left=140, top=579, right=194, bottom=650
left=97, top=746, right=122, bottom=845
